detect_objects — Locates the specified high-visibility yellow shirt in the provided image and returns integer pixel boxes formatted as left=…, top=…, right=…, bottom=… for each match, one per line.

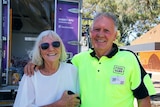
left=71, top=44, right=156, bottom=107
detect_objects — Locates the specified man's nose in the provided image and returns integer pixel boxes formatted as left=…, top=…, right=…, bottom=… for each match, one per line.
left=97, top=30, right=105, bottom=37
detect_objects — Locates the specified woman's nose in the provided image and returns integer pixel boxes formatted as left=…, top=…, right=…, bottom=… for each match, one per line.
left=48, top=44, right=55, bottom=50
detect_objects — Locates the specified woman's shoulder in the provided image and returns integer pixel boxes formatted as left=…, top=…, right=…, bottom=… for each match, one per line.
left=61, top=62, right=74, bottom=67
left=60, top=62, right=77, bottom=70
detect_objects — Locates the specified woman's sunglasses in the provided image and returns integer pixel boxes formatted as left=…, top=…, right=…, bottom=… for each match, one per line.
left=40, top=41, right=60, bottom=50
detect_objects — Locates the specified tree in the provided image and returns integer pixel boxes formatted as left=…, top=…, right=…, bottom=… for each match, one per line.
left=82, top=0, right=160, bottom=45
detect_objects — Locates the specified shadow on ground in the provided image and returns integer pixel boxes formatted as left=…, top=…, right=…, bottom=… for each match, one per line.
left=151, top=93, right=160, bottom=101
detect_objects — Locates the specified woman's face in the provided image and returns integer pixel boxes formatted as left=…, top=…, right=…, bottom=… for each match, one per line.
left=39, top=35, right=61, bottom=63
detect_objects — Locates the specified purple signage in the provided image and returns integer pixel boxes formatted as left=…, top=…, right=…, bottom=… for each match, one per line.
left=1, top=2, right=9, bottom=84
left=56, top=1, right=79, bottom=58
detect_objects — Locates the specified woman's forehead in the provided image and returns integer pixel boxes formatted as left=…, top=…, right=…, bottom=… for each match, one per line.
left=40, top=35, right=58, bottom=43
left=43, top=35, right=58, bottom=40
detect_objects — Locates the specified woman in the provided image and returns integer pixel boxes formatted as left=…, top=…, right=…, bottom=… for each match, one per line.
left=14, top=30, right=80, bottom=107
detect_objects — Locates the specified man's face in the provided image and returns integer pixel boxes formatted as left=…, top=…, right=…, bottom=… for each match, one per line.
left=90, top=16, right=117, bottom=53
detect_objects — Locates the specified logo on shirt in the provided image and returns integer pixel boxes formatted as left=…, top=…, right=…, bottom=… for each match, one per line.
left=113, top=65, right=125, bottom=75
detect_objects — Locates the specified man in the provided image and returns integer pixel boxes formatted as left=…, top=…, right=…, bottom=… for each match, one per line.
left=24, top=12, right=155, bottom=107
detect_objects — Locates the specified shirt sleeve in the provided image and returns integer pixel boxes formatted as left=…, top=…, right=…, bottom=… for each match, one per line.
left=143, top=73, right=156, bottom=96
left=13, top=74, right=38, bottom=107
left=131, top=55, right=156, bottom=99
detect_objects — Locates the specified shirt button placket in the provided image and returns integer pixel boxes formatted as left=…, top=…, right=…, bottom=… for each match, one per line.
left=97, top=62, right=101, bottom=72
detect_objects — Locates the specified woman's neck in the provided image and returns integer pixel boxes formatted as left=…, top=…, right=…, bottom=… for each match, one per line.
left=40, top=61, right=60, bottom=76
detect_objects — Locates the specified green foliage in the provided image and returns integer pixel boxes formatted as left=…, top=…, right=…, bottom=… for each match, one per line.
left=82, top=0, right=160, bottom=45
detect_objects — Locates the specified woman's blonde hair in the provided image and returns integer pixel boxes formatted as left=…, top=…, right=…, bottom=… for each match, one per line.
left=28, top=30, right=67, bottom=66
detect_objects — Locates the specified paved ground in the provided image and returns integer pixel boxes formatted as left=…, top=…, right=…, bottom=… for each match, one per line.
left=151, top=75, right=160, bottom=107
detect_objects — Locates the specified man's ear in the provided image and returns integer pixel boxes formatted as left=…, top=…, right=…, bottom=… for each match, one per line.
left=113, top=31, right=118, bottom=41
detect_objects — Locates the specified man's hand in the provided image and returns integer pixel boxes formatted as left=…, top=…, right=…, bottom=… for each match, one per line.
left=59, top=90, right=80, bottom=107
left=24, top=61, right=38, bottom=76
left=44, top=90, right=80, bottom=107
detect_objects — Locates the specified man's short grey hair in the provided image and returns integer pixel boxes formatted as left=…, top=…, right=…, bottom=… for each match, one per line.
left=28, top=30, right=67, bottom=66
left=93, top=12, right=118, bottom=31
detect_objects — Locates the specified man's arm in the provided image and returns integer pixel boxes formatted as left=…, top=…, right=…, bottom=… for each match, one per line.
left=24, top=61, right=38, bottom=76
left=43, top=91, right=80, bottom=107
left=138, top=96, right=151, bottom=107
left=24, top=59, right=73, bottom=76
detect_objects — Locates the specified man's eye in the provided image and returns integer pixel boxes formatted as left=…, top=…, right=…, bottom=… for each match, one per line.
left=93, top=29, right=99, bottom=31
left=104, top=29, right=109, bottom=32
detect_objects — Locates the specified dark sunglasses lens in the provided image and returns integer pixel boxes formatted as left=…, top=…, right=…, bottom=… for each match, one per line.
left=52, top=41, right=60, bottom=48
left=41, top=43, right=49, bottom=50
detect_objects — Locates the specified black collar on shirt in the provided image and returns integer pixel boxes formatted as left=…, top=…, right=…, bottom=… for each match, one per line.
left=90, top=43, right=118, bottom=59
